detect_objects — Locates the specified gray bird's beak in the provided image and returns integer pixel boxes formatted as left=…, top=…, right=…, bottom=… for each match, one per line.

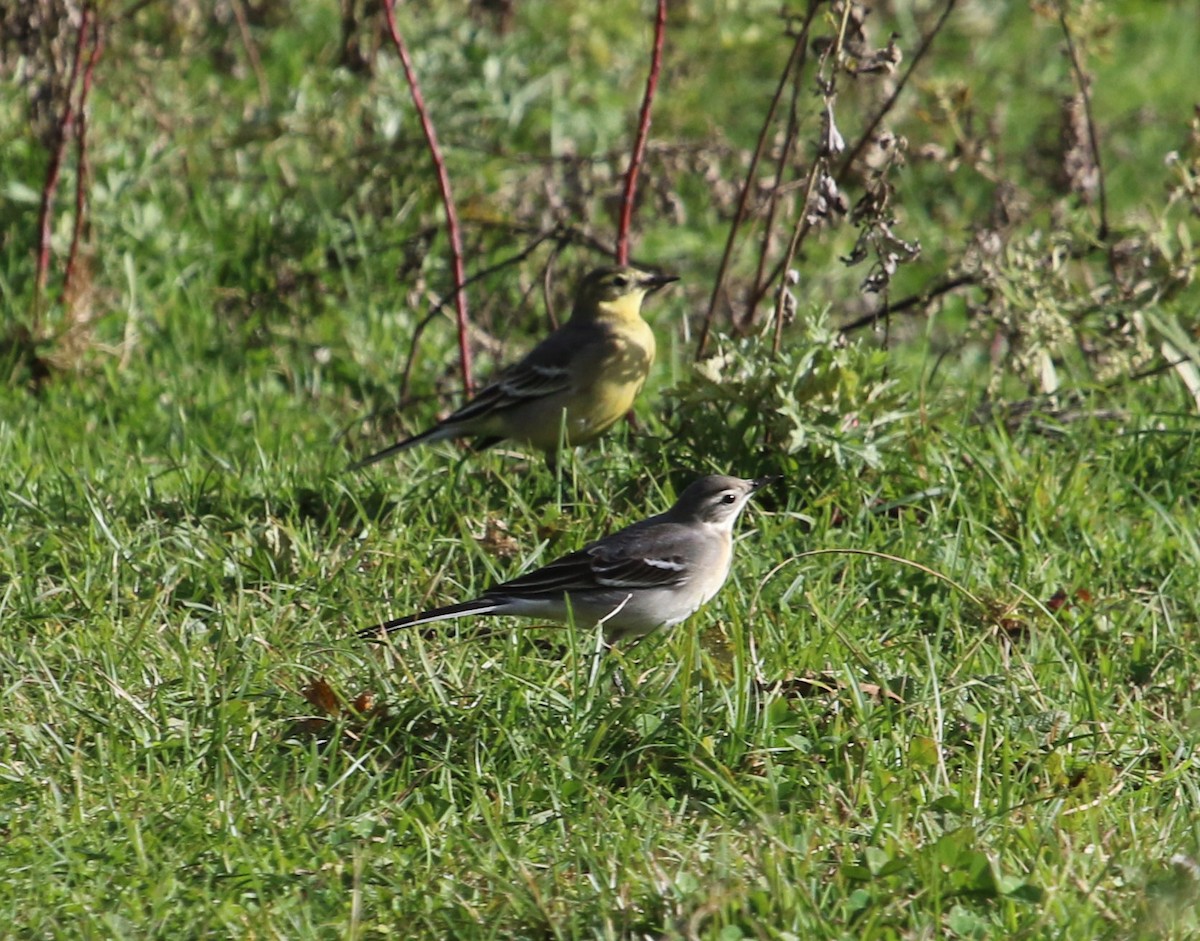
left=750, top=475, right=781, bottom=491
left=643, top=271, right=680, bottom=293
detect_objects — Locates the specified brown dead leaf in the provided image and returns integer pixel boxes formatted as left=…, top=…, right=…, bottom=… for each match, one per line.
left=989, top=587, right=1095, bottom=640
left=295, top=677, right=387, bottom=742
left=302, top=677, right=342, bottom=716
left=476, top=518, right=520, bottom=559
left=771, top=672, right=904, bottom=704
left=1046, top=587, right=1094, bottom=613
left=998, top=614, right=1031, bottom=638
left=980, top=596, right=1027, bottom=637
left=350, top=691, right=377, bottom=714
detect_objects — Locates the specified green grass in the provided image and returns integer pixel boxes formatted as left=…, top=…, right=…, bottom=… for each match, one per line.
left=3, top=1, right=1200, bottom=937
left=5, top=407, right=1199, bottom=937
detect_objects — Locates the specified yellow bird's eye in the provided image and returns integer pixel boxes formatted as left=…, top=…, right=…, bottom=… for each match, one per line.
left=612, top=274, right=630, bottom=289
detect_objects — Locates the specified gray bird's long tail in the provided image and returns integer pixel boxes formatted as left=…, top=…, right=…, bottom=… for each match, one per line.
left=356, top=597, right=503, bottom=640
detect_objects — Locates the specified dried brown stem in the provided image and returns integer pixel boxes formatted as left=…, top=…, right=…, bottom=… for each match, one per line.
left=771, top=2, right=855, bottom=357
left=694, top=2, right=819, bottom=360
left=398, top=231, right=561, bottom=400
left=835, top=0, right=958, bottom=185
left=747, top=52, right=807, bottom=329
left=770, top=171, right=822, bottom=356
left=64, top=16, right=104, bottom=306
left=34, top=3, right=94, bottom=321
left=229, top=0, right=271, bottom=110
left=1058, top=6, right=1109, bottom=242
left=837, top=273, right=978, bottom=336
left=383, top=0, right=474, bottom=394
left=751, top=0, right=941, bottom=327
left=616, top=0, right=668, bottom=265
left=466, top=218, right=617, bottom=259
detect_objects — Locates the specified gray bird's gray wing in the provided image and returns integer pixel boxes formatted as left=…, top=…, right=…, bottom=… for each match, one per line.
left=482, top=521, right=695, bottom=600
left=485, top=547, right=597, bottom=598
left=586, top=522, right=695, bottom=590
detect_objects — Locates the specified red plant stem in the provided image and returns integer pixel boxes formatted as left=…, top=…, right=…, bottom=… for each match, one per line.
left=65, top=17, right=104, bottom=302
left=398, top=228, right=560, bottom=400
left=34, top=3, right=93, bottom=310
left=616, top=0, right=667, bottom=265
left=382, top=0, right=474, bottom=394
left=693, top=10, right=814, bottom=361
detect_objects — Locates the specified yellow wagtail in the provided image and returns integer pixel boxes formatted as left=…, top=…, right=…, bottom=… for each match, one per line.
left=352, top=265, right=678, bottom=467
left=358, top=474, right=775, bottom=643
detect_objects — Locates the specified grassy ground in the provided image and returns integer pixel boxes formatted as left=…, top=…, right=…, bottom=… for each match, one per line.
left=3, top=1, right=1200, bottom=938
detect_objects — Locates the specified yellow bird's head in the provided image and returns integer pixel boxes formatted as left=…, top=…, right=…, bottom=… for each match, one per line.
left=573, top=265, right=679, bottom=323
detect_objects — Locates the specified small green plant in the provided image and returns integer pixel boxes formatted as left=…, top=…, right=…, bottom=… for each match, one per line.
left=662, top=305, right=911, bottom=480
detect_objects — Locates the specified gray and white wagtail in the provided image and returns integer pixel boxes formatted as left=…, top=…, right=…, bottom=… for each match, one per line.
left=358, top=475, right=775, bottom=644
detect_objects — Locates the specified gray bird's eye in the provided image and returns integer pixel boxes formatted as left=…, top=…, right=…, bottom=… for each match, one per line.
left=721, top=492, right=737, bottom=505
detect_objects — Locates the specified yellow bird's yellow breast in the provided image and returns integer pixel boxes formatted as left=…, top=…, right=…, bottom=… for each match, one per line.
left=571, top=318, right=655, bottom=435
left=509, top=319, right=654, bottom=450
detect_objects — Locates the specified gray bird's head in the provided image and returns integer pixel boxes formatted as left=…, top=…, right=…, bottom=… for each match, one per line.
left=574, top=265, right=679, bottom=322
left=669, top=474, right=777, bottom=529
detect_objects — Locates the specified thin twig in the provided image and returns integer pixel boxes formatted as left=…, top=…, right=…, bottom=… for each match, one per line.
left=1058, top=6, right=1109, bottom=242
left=397, top=231, right=559, bottom=400
left=541, top=249, right=560, bottom=330
left=1112, top=355, right=1190, bottom=388
left=771, top=2, right=855, bottom=357
left=837, top=273, right=978, bottom=335
left=467, top=218, right=616, bottom=259
left=770, top=172, right=822, bottom=356
left=34, top=3, right=93, bottom=318
left=229, top=0, right=271, bottom=110
left=694, top=7, right=817, bottom=361
left=458, top=137, right=738, bottom=167
left=382, top=0, right=474, bottom=394
left=616, top=0, right=668, bottom=265
left=64, top=15, right=104, bottom=305
left=835, top=0, right=959, bottom=184
left=746, top=46, right=807, bottom=331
